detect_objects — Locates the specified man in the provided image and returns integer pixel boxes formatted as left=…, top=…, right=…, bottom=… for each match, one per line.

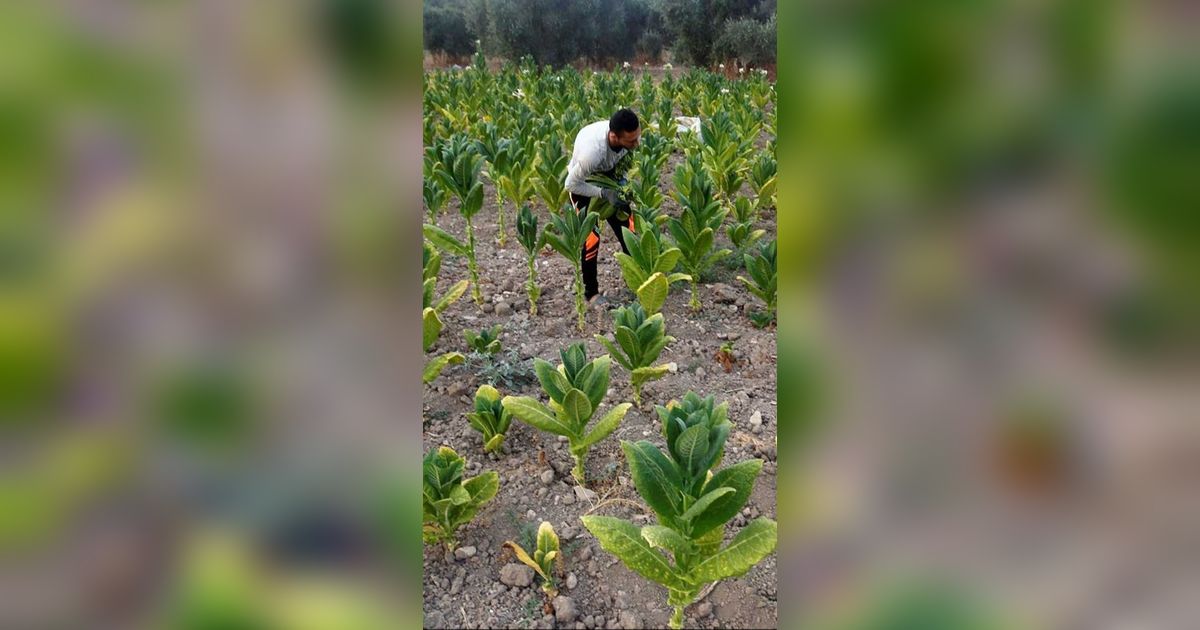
left=564, top=108, right=640, bottom=309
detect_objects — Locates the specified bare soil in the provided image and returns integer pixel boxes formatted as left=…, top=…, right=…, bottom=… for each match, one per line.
left=422, top=147, right=777, bottom=629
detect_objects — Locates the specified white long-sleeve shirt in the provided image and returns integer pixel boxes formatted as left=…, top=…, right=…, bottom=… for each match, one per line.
left=563, top=120, right=627, bottom=198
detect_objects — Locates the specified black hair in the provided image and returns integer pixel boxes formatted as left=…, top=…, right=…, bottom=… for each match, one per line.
left=609, top=108, right=639, bottom=135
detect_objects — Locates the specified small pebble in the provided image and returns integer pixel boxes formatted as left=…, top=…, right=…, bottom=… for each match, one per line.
left=566, top=572, right=578, bottom=589
left=540, top=469, right=555, bottom=485
left=454, top=545, right=477, bottom=560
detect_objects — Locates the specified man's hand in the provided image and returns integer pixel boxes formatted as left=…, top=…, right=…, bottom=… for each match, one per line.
left=600, top=188, right=625, bottom=208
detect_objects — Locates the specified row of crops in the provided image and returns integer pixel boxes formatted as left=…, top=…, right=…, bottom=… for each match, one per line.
left=422, top=58, right=780, bottom=628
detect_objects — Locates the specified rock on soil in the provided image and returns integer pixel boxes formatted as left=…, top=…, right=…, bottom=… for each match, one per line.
left=553, top=595, right=577, bottom=623
left=499, top=563, right=534, bottom=587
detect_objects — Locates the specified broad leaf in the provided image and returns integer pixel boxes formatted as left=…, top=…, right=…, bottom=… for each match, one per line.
left=637, top=272, right=669, bottom=314
left=580, top=403, right=632, bottom=448
left=581, top=516, right=687, bottom=589
left=688, top=459, right=762, bottom=538
left=423, top=352, right=464, bottom=384
left=423, top=224, right=468, bottom=256
left=640, top=525, right=692, bottom=559
left=503, top=396, right=577, bottom=438
left=534, top=359, right=570, bottom=404
left=433, top=279, right=469, bottom=313
left=679, top=487, right=734, bottom=523
left=622, top=441, right=683, bottom=522
left=630, top=365, right=671, bottom=389
left=675, top=424, right=710, bottom=475
left=691, top=518, right=777, bottom=583
left=463, top=471, right=499, bottom=504
left=560, top=388, right=593, bottom=431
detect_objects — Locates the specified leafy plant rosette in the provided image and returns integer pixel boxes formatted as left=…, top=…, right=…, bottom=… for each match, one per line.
left=422, top=446, right=499, bottom=552
left=594, top=303, right=675, bottom=406
left=503, top=521, right=562, bottom=596
left=581, top=392, right=777, bottom=629
left=501, top=343, right=632, bottom=485
left=464, top=324, right=503, bottom=354
left=465, top=384, right=512, bottom=453
left=613, top=223, right=691, bottom=315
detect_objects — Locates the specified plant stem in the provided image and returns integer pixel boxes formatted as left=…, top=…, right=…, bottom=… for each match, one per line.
left=573, top=266, right=586, bottom=331
left=689, top=278, right=701, bottom=312
left=527, top=256, right=538, bottom=316
left=466, top=218, right=483, bottom=306
left=669, top=606, right=684, bottom=629
left=571, top=452, right=585, bottom=485
left=497, top=200, right=508, bottom=246
left=633, top=383, right=641, bottom=406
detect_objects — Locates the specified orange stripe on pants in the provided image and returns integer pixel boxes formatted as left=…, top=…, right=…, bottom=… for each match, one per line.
left=584, top=231, right=599, bottom=260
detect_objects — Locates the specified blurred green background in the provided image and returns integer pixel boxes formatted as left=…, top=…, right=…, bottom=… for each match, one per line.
left=2, top=0, right=1197, bottom=627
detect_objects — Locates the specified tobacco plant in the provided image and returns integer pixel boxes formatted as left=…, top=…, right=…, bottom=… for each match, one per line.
left=503, top=521, right=561, bottom=596
left=668, top=156, right=732, bottom=311
left=465, top=384, right=512, bottom=453
left=738, top=239, right=777, bottom=321
left=502, top=343, right=631, bottom=484
left=543, top=207, right=599, bottom=332
left=428, top=137, right=485, bottom=306
left=749, top=150, right=777, bottom=212
left=422, top=446, right=499, bottom=552
left=463, top=324, right=503, bottom=354
left=726, top=196, right=766, bottom=265
left=613, top=223, right=690, bottom=314
left=515, top=204, right=544, bottom=316
left=495, top=138, right=538, bottom=246
left=581, top=392, right=776, bottom=629
left=533, top=141, right=570, bottom=216
left=595, top=303, right=675, bottom=406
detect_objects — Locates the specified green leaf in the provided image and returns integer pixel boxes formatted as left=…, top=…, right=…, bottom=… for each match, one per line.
left=580, top=403, right=631, bottom=448
left=636, top=272, right=669, bottom=314
left=423, top=224, right=468, bottom=256
left=463, top=471, right=499, bottom=505
left=580, top=516, right=687, bottom=589
left=595, top=335, right=632, bottom=371
left=423, top=308, right=444, bottom=352
left=689, top=459, right=762, bottom=538
left=448, top=484, right=471, bottom=505
left=534, top=359, right=570, bottom=404
left=640, top=525, right=692, bottom=559
left=675, top=424, right=710, bottom=474
left=694, top=523, right=725, bottom=557
left=434, top=280, right=469, bottom=313
left=560, top=388, right=593, bottom=431
left=622, top=441, right=683, bottom=522
left=423, top=352, right=464, bottom=384
left=537, top=521, right=559, bottom=554
left=679, top=487, right=734, bottom=523
left=503, top=396, right=576, bottom=438
left=577, top=355, right=611, bottom=411
left=691, top=518, right=777, bottom=583
left=483, top=434, right=505, bottom=452
left=630, top=365, right=670, bottom=390
left=615, top=252, right=648, bottom=293
left=653, top=248, right=682, bottom=274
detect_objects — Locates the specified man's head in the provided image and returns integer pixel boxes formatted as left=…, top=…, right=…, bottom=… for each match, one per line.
left=608, top=108, right=640, bottom=150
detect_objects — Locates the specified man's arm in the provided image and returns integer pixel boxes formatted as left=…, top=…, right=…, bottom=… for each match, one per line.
left=564, top=155, right=604, bottom=198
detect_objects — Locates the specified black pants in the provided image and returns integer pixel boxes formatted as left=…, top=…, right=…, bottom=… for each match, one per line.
left=571, top=193, right=634, bottom=300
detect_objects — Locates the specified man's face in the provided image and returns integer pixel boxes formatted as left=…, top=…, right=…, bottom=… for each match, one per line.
left=609, top=128, right=641, bottom=151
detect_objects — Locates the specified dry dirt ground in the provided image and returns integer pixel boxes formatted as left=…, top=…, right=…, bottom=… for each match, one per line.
left=422, top=141, right=778, bottom=628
